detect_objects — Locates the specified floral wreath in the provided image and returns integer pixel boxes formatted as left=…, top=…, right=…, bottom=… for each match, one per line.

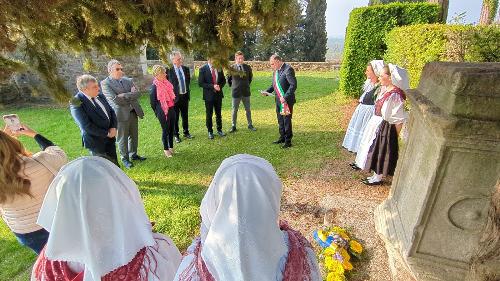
left=313, top=226, right=364, bottom=281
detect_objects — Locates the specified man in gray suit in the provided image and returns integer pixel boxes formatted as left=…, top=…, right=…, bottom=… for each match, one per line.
left=101, top=59, right=146, bottom=169
left=227, top=51, right=255, bottom=133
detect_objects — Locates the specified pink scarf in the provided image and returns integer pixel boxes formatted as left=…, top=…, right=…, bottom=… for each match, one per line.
left=178, top=221, right=312, bottom=281
left=153, top=78, right=176, bottom=119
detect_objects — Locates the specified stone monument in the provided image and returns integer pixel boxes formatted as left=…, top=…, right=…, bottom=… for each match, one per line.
left=374, top=62, right=500, bottom=281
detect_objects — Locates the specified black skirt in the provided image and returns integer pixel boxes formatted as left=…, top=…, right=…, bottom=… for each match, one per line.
left=365, top=120, right=399, bottom=176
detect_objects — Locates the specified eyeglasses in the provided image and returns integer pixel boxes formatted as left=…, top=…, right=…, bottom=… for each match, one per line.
left=115, top=68, right=123, bottom=71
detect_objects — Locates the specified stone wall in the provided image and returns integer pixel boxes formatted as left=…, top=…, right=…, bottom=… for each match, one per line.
left=1, top=55, right=339, bottom=106
left=193, top=61, right=341, bottom=72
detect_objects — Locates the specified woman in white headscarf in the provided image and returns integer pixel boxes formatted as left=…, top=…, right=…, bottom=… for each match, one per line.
left=174, top=154, right=320, bottom=281
left=31, top=156, right=182, bottom=281
left=358, top=64, right=409, bottom=185
left=343, top=60, right=385, bottom=156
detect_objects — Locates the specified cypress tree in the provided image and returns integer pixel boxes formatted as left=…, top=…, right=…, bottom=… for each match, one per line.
left=303, top=0, right=327, bottom=62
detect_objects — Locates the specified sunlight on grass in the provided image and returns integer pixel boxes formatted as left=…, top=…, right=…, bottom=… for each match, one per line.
left=0, top=70, right=346, bottom=279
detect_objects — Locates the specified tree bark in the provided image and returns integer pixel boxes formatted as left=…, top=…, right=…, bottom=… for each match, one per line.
left=428, top=0, right=449, bottom=23
left=479, top=0, right=499, bottom=25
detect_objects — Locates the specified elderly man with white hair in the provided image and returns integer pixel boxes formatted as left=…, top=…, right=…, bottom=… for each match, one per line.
left=101, top=59, right=146, bottom=169
left=70, top=74, right=119, bottom=165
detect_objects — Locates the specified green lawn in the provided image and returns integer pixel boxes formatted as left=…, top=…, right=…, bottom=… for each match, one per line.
left=0, top=70, right=347, bottom=280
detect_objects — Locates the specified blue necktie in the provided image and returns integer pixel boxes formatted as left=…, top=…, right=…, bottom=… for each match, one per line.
left=177, top=67, right=186, bottom=94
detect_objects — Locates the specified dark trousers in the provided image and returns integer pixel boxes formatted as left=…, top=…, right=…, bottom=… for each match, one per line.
left=174, top=96, right=190, bottom=136
left=158, top=108, right=176, bottom=150
left=205, top=98, right=223, bottom=133
left=14, top=228, right=49, bottom=255
left=276, top=102, right=293, bottom=143
left=90, top=137, right=119, bottom=166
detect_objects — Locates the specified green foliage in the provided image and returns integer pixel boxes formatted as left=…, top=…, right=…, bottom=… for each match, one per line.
left=369, top=0, right=425, bottom=5
left=385, top=24, right=500, bottom=88
left=484, top=0, right=499, bottom=23
left=304, top=0, right=328, bottom=61
left=0, top=71, right=343, bottom=280
left=0, top=0, right=297, bottom=101
left=339, top=2, right=440, bottom=97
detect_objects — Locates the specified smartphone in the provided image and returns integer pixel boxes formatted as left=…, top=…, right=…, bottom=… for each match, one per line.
left=3, top=114, right=21, bottom=131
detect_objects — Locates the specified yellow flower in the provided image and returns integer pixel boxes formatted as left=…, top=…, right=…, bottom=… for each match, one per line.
left=332, top=226, right=349, bottom=240
left=350, top=240, right=363, bottom=254
left=324, top=246, right=337, bottom=256
left=325, top=256, right=345, bottom=274
left=343, top=260, right=354, bottom=271
left=340, top=248, right=350, bottom=262
left=327, top=272, right=347, bottom=281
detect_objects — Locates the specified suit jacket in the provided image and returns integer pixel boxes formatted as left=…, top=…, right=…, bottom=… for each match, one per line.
left=168, top=65, right=191, bottom=102
left=266, top=63, right=297, bottom=106
left=227, top=63, right=253, bottom=98
left=100, top=76, right=144, bottom=122
left=70, top=92, right=117, bottom=150
left=198, top=64, right=226, bottom=102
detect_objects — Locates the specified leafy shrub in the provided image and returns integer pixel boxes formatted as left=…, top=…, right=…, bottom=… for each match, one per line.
left=339, top=2, right=440, bottom=97
left=385, top=24, right=500, bottom=88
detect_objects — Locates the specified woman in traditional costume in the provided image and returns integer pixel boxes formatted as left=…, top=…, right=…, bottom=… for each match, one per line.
left=343, top=60, right=384, bottom=156
left=31, top=157, right=182, bottom=281
left=360, top=64, right=409, bottom=185
left=174, top=154, right=321, bottom=281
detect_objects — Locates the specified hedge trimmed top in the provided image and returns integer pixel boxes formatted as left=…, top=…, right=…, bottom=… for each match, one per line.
left=339, top=2, right=440, bottom=97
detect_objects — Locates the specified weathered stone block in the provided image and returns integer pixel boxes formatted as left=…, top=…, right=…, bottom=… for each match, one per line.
left=375, top=62, right=500, bottom=281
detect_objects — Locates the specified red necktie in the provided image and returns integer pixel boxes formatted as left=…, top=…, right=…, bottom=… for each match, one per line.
left=211, top=67, right=217, bottom=84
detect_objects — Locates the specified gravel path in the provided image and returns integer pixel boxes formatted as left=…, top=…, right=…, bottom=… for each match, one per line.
left=279, top=99, right=413, bottom=280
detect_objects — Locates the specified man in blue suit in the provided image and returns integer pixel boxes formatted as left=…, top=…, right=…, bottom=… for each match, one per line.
left=70, top=74, right=119, bottom=165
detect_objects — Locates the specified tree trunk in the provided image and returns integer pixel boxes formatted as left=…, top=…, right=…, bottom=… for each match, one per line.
left=479, top=0, right=499, bottom=25
left=428, top=0, right=449, bottom=23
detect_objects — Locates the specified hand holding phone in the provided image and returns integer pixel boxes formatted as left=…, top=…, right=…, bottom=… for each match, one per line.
left=3, top=114, right=21, bottom=132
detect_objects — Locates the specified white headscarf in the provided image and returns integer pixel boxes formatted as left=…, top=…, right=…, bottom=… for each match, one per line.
left=389, top=63, right=410, bottom=91
left=360, top=60, right=385, bottom=102
left=37, top=157, right=156, bottom=281
left=370, top=60, right=385, bottom=77
left=199, top=154, right=287, bottom=281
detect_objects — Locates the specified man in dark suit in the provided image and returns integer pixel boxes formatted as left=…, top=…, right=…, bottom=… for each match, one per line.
left=101, top=59, right=146, bottom=169
left=263, top=54, right=297, bottom=148
left=227, top=51, right=255, bottom=133
left=70, top=74, right=119, bottom=165
left=168, top=51, right=193, bottom=143
left=198, top=58, right=226, bottom=139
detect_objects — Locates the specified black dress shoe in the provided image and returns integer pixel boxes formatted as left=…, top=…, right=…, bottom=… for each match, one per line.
left=273, top=139, right=285, bottom=144
left=362, top=180, right=383, bottom=186
left=350, top=164, right=361, bottom=171
left=175, top=136, right=182, bottom=143
left=131, top=155, right=147, bottom=161
left=281, top=142, right=292, bottom=149
left=248, top=125, right=256, bottom=131
left=208, top=132, right=214, bottom=139
left=184, top=133, right=193, bottom=139
left=122, top=159, right=134, bottom=169
left=217, top=130, right=226, bottom=137
left=229, top=126, right=237, bottom=133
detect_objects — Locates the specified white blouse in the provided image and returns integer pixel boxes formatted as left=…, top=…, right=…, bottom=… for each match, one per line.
left=380, top=93, right=407, bottom=124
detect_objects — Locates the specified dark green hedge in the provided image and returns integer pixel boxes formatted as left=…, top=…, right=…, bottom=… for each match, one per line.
left=385, top=24, right=500, bottom=88
left=339, top=3, right=440, bottom=97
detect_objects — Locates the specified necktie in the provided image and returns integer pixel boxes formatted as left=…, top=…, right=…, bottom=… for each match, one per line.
left=238, top=65, right=242, bottom=72
left=91, top=97, right=108, bottom=119
left=211, top=67, right=217, bottom=84
left=177, top=67, right=186, bottom=94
